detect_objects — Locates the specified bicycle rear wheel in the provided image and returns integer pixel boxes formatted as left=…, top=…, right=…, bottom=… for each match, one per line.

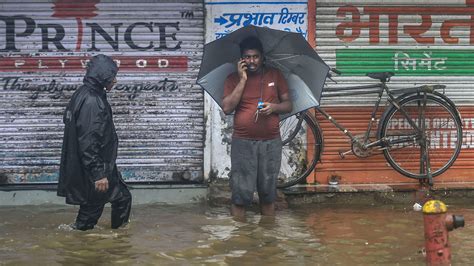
left=278, top=112, right=322, bottom=188
left=379, top=94, right=462, bottom=179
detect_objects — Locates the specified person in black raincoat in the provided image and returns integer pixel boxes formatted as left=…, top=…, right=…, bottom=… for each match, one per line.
left=58, top=54, right=132, bottom=231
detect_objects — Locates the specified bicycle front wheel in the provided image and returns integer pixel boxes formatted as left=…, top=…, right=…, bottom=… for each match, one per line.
left=278, top=112, right=322, bottom=188
left=379, top=94, right=462, bottom=179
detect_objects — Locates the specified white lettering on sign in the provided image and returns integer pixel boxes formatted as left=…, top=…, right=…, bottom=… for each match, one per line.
left=136, top=59, right=147, bottom=68
left=393, top=52, right=447, bottom=72
left=5, top=57, right=183, bottom=72
left=38, top=60, right=48, bottom=69
left=14, top=60, right=25, bottom=68
left=385, top=117, right=465, bottom=149
left=462, top=131, right=474, bottom=149
left=158, top=59, right=169, bottom=68
left=59, top=59, right=68, bottom=68
left=80, top=59, right=90, bottom=68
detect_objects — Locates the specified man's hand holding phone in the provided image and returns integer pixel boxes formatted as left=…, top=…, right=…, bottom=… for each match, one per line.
left=237, top=59, right=248, bottom=81
left=259, top=102, right=274, bottom=116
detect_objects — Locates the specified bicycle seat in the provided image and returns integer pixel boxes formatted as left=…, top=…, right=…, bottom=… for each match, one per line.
left=366, top=72, right=394, bottom=82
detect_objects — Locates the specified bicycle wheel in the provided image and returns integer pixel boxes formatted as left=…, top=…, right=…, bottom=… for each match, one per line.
left=278, top=112, right=322, bottom=188
left=379, top=94, right=462, bottom=179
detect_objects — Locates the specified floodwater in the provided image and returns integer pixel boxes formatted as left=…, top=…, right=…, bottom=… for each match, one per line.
left=1, top=203, right=474, bottom=265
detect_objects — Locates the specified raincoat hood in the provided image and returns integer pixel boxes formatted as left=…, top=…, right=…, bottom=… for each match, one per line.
left=83, top=54, right=118, bottom=90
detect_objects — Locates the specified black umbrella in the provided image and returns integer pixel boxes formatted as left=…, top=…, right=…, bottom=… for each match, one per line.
left=197, top=25, right=329, bottom=119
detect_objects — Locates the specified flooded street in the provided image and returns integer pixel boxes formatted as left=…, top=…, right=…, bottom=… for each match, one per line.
left=1, top=202, right=474, bottom=265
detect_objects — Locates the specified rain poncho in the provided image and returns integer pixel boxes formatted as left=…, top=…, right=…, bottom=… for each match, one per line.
left=58, top=54, right=124, bottom=205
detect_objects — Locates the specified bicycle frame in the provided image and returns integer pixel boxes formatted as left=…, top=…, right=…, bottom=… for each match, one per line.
left=314, top=80, right=448, bottom=182
left=316, top=82, right=386, bottom=150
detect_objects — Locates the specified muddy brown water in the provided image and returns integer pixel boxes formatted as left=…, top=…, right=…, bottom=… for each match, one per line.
left=1, top=203, right=473, bottom=265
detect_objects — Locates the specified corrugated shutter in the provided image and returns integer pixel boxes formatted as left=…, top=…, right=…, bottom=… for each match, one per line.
left=311, top=0, right=474, bottom=184
left=0, top=0, right=205, bottom=184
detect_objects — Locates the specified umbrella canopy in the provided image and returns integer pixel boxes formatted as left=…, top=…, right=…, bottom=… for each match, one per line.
left=197, top=25, right=330, bottom=120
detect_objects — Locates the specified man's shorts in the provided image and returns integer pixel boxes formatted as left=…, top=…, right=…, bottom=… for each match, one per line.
left=230, top=137, right=282, bottom=206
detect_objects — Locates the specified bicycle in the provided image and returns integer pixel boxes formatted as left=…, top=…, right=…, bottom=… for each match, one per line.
left=277, top=70, right=463, bottom=188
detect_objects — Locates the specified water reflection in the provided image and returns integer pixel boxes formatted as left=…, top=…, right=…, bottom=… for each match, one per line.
left=54, top=232, right=136, bottom=265
left=0, top=203, right=473, bottom=264
left=303, top=205, right=424, bottom=264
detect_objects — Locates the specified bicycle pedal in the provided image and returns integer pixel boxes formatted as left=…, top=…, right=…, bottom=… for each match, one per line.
left=338, top=150, right=352, bottom=159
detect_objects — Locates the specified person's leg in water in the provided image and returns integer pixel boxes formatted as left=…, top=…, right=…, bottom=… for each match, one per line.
left=73, top=203, right=105, bottom=231
left=230, top=138, right=258, bottom=221
left=257, top=138, right=281, bottom=217
left=231, top=204, right=246, bottom=221
left=110, top=182, right=132, bottom=229
left=260, top=202, right=275, bottom=216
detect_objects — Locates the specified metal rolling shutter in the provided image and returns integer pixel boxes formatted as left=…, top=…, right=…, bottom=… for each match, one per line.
left=0, top=0, right=205, bottom=184
left=311, top=0, right=474, bottom=184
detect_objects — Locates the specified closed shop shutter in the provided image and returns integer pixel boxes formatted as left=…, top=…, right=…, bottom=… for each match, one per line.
left=0, top=0, right=205, bottom=184
left=311, top=0, right=474, bottom=184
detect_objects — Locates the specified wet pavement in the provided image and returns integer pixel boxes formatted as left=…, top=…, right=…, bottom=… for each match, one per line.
left=1, top=201, right=474, bottom=265
left=281, top=182, right=474, bottom=206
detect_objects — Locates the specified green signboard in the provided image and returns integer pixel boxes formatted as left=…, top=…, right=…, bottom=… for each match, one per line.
left=336, top=49, right=474, bottom=76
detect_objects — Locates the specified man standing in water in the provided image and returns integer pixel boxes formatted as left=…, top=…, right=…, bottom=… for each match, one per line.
left=58, top=54, right=132, bottom=231
left=222, top=36, right=292, bottom=219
